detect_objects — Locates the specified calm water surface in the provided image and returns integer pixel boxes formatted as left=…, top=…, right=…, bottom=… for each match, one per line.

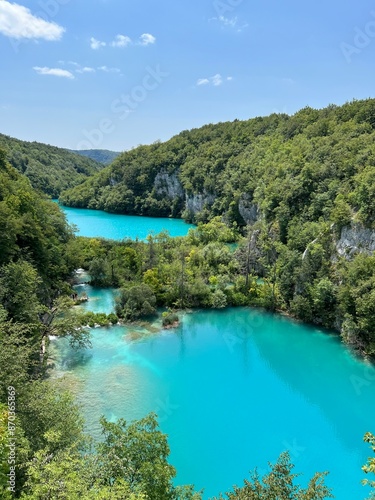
left=57, top=204, right=194, bottom=240
left=52, top=286, right=375, bottom=499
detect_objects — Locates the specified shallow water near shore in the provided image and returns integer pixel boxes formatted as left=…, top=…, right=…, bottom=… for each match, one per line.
left=51, top=284, right=375, bottom=499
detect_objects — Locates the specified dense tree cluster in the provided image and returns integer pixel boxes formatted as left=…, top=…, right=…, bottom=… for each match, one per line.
left=0, top=134, right=103, bottom=197
left=0, top=149, right=74, bottom=298
left=65, top=214, right=375, bottom=357
left=213, top=452, right=333, bottom=500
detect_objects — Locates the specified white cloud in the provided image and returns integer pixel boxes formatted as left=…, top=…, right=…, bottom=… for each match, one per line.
left=33, top=66, right=74, bottom=79
left=212, top=73, right=223, bottom=86
left=76, top=66, right=95, bottom=74
left=111, top=34, right=131, bottom=47
left=218, top=15, right=238, bottom=28
left=58, top=61, right=121, bottom=76
left=197, top=74, right=232, bottom=87
left=90, top=37, right=106, bottom=49
left=98, top=65, right=120, bottom=73
left=91, top=33, right=156, bottom=49
left=0, top=0, right=64, bottom=40
left=197, top=78, right=210, bottom=86
left=59, top=61, right=96, bottom=74
left=139, top=33, right=156, bottom=46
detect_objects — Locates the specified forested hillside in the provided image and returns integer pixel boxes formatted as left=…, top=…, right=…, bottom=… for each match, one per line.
left=0, top=148, right=78, bottom=497
left=70, top=148, right=121, bottom=165
left=60, top=98, right=375, bottom=230
left=0, top=134, right=103, bottom=197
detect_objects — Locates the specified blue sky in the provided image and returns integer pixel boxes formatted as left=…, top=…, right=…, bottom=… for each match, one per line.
left=1, top=0, right=375, bottom=151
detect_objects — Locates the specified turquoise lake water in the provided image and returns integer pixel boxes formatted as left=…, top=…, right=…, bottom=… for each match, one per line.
left=57, top=204, right=195, bottom=240
left=50, top=210, right=375, bottom=498
left=73, top=281, right=119, bottom=314
left=52, top=284, right=375, bottom=499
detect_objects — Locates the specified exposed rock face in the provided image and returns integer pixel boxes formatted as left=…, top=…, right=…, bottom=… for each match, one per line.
left=185, top=193, right=216, bottom=215
left=153, top=173, right=262, bottom=219
left=336, top=223, right=375, bottom=258
left=154, top=171, right=184, bottom=199
left=153, top=170, right=217, bottom=216
left=238, top=195, right=260, bottom=224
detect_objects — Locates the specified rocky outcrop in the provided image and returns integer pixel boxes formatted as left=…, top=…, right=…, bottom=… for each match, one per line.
left=335, top=223, right=375, bottom=258
left=154, top=171, right=184, bottom=199
left=153, top=174, right=262, bottom=220
left=154, top=171, right=218, bottom=217
left=185, top=193, right=216, bottom=215
left=238, top=195, right=260, bottom=225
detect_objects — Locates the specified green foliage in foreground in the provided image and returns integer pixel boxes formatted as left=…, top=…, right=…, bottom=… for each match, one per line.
left=362, top=433, right=375, bottom=499
left=1, top=403, right=334, bottom=500
left=0, top=133, right=103, bottom=197
left=20, top=413, right=199, bottom=500
left=213, top=452, right=333, bottom=499
left=0, top=154, right=96, bottom=495
left=0, top=408, right=204, bottom=500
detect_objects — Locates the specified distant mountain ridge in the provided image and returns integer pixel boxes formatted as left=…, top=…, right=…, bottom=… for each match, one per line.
left=70, top=149, right=121, bottom=165
left=0, top=133, right=104, bottom=198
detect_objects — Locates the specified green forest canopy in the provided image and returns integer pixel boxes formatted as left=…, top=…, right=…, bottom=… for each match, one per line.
left=60, top=98, right=375, bottom=231
left=0, top=133, right=104, bottom=198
